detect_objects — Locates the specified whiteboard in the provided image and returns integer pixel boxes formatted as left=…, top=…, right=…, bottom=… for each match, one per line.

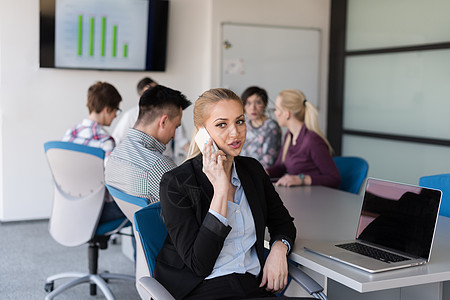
left=221, top=23, right=321, bottom=111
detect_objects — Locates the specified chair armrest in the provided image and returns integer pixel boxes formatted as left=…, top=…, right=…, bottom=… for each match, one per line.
left=138, top=276, right=175, bottom=300
left=288, top=263, right=325, bottom=296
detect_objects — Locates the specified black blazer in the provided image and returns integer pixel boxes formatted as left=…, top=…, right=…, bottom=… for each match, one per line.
left=155, top=155, right=296, bottom=299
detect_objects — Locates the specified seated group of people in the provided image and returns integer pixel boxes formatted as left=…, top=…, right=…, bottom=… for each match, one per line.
left=239, top=86, right=340, bottom=189
left=61, top=79, right=340, bottom=300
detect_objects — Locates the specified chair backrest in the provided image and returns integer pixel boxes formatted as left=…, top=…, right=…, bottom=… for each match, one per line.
left=106, top=184, right=150, bottom=225
left=333, top=156, right=369, bottom=194
left=44, top=141, right=106, bottom=247
left=134, top=203, right=167, bottom=278
left=419, top=174, right=450, bottom=218
left=107, top=189, right=159, bottom=297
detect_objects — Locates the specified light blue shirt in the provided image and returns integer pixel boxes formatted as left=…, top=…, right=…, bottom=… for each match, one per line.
left=206, top=163, right=261, bottom=279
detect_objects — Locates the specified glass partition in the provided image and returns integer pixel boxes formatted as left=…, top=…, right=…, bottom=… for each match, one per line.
left=342, top=135, right=450, bottom=185
left=343, top=49, right=450, bottom=140
left=347, top=0, right=450, bottom=51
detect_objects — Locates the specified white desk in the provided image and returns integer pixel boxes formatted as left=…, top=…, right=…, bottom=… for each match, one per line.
left=276, top=185, right=450, bottom=300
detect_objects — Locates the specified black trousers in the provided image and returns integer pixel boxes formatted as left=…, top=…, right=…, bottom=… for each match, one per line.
left=183, top=273, right=312, bottom=300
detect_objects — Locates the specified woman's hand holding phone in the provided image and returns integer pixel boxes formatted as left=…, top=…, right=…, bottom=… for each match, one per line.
left=195, top=127, right=219, bottom=154
left=196, top=127, right=228, bottom=185
left=202, top=139, right=228, bottom=192
left=202, top=139, right=231, bottom=217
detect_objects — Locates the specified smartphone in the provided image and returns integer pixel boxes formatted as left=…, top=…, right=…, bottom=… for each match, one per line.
left=195, top=127, right=219, bottom=154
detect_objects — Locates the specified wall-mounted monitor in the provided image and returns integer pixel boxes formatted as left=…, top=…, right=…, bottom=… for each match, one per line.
left=40, top=0, right=169, bottom=71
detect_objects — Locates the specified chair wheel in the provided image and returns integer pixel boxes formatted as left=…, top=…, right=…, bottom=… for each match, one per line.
left=90, top=283, right=97, bottom=296
left=103, top=270, right=110, bottom=283
left=45, top=282, right=54, bottom=292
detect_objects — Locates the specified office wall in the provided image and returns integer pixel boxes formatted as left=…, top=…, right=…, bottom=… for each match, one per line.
left=0, top=0, right=330, bottom=221
left=0, top=0, right=211, bottom=221
left=210, top=0, right=331, bottom=131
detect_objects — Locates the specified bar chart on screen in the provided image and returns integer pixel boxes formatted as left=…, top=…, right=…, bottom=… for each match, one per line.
left=54, top=0, right=149, bottom=70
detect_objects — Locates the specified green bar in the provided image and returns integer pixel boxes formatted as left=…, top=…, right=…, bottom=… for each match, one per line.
left=112, top=25, right=117, bottom=57
left=123, top=44, right=128, bottom=58
left=77, top=15, right=82, bottom=56
left=89, top=17, right=94, bottom=56
left=101, top=17, right=106, bottom=56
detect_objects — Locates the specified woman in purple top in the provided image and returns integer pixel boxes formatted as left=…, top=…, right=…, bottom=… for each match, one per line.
left=266, top=89, right=340, bottom=188
left=240, top=86, right=281, bottom=169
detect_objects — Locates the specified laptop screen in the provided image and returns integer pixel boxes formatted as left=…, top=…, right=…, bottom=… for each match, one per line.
left=356, top=178, right=441, bottom=260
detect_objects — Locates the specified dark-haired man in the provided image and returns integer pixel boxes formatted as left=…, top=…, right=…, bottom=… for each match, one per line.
left=105, top=85, right=191, bottom=202
left=112, top=77, right=157, bottom=145
left=113, top=77, right=190, bottom=164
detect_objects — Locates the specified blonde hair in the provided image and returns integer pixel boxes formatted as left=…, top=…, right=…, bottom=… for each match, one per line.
left=278, top=89, right=333, bottom=162
left=186, top=88, right=243, bottom=160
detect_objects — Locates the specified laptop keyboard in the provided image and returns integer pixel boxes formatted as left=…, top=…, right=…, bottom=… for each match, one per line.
left=336, top=242, right=409, bottom=263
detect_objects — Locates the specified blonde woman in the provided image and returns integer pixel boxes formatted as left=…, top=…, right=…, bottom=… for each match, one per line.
left=266, top=89, right=340, bottom=188
left=155, top=88, right=301, bottom=299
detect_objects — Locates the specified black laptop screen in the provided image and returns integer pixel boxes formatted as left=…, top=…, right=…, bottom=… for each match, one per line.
left=356, top=178, right=441, bottom=259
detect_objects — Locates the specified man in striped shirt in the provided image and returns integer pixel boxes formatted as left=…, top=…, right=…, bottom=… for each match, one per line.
left=105, top=85, right=191, bottom=203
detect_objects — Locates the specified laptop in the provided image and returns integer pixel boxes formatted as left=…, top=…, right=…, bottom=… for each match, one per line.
left=305, top=178, right=442, bottom=273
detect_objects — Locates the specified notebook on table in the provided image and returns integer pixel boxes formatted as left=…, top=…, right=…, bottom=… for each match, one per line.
left=305, top=178, right=442, bottom=273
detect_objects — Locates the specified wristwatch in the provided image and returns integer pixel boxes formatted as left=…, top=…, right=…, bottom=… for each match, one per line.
left=271, top=239, right=291, bottom=255
left=298, top=173, right=305, bottom=185
left=280, top=238, right=291, bottom=254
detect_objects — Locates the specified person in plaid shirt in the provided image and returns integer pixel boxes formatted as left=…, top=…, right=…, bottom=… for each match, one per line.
left=105, top=85, right=191, bottom=202
left=63, top=81, right=122, bottom=160
left=62, top=81, right=125, bottom=223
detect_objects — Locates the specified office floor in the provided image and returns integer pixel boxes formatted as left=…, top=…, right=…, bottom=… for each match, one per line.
left=0, top=220, right=139, bottom=300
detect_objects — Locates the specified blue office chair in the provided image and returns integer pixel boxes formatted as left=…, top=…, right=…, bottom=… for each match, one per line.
left=105, top=184, right=151, bottom=297
left=333, top=156, right=369, bottom=194
left=134, top=204, right=328, bottom=300
left=133, top=202, right=173, bottom=299
left=43, top=141, right=134, bottom=300
left=419, top=174, right=450, bottom=218
left=106, top=184, right=150, bottom=225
